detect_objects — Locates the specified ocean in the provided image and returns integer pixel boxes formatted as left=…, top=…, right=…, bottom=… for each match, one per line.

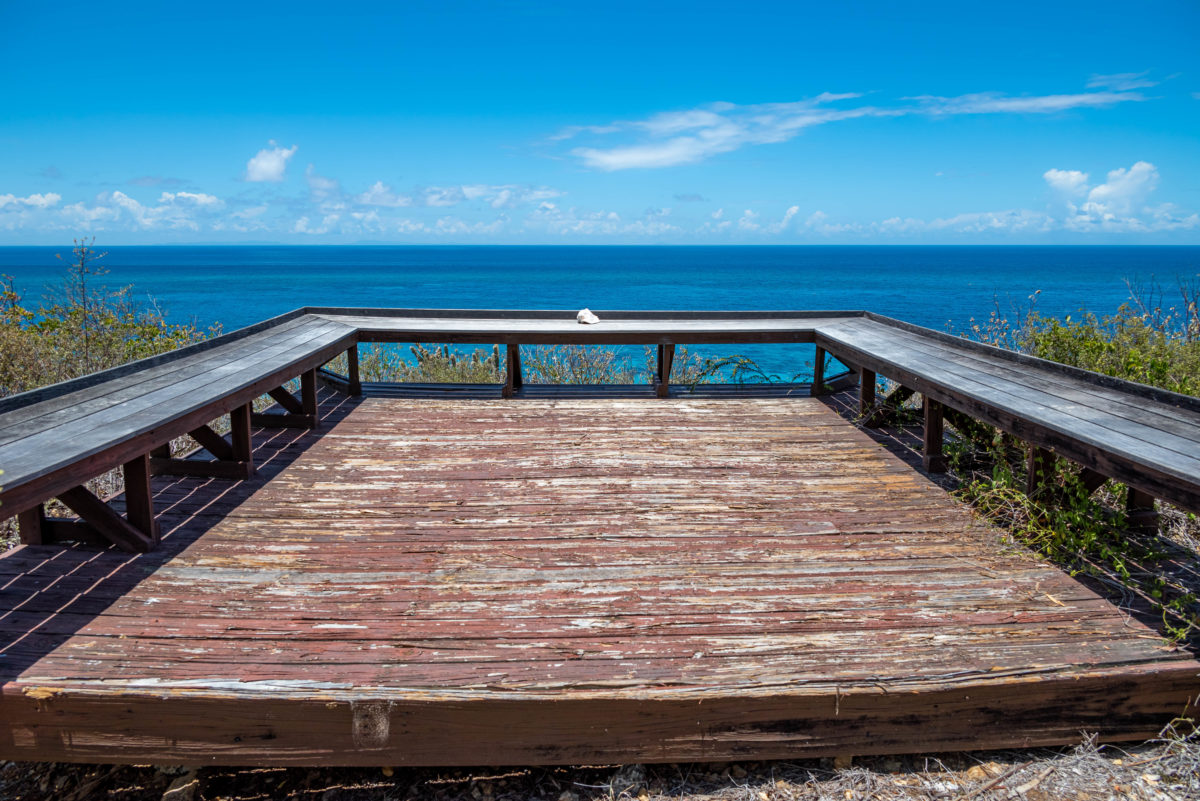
left=1, top=245, right=1197, bottom=378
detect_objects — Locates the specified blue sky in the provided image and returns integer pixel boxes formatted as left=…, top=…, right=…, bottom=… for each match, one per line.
left=1, top=1, right=1198, bottom=244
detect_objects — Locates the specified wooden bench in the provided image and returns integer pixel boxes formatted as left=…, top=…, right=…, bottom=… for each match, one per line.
left=2, top=308, right=1197, bottom=554
left=0, top=312, right=358, bottom=551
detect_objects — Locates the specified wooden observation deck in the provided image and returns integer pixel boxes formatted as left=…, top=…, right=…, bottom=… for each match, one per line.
left=0, top=309, right=1196, bottom=765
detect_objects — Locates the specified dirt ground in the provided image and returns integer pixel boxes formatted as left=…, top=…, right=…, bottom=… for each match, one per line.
left=1, top=726, right=1198, bottom=801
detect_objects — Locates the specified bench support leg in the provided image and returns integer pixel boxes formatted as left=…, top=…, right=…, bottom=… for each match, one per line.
left=52, top=475, right=156, bottom=553
left=151, top=408, right=256, bottom=481
left=865, top=384, right=915, bottom=427
left=251, top=374, right=319, bottom=428
left=503, top=344, right=523, bottom=398
left=1126, top=488, right=1159, bottom=535
left=923, top=398, right=948, bottom=473
left=18, top=505, right=45, bottom=546
left=656, top=344, right=675, bottom=398
left=859, top=368, right=876, bottom=417
left=1026, top=447, right=1055, bottom=498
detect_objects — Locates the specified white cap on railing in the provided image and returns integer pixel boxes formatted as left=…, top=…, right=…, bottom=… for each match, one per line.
left=576, top=308, right=600, bottom=325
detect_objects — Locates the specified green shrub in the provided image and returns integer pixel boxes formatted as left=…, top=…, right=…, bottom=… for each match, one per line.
left=0, top=239, right=218, bottom=398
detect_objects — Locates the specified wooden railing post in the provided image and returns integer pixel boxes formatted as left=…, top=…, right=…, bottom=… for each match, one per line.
left=503, top=344, right=522, bottom=398
left=656, top=344, right=675, bottom=398
left=347, top=344, right=362, bottom=396
left=811, top=347, right=827, bottom=396
left=923, top=398, right=947, bottom=473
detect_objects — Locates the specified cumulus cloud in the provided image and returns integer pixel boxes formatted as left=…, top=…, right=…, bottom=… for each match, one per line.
left=737, top=209, right=760, bottom=231
left=1043, top=168, right=1090, bottom=197
left=765, top=205, right=800, bottom=234
left=1041, top=161, right=1196, bottom=232
left=558, top=83, right=1148, bottom=170
left=245, top=141, right=298, bottom=182
left=0, top=192, right=61, bottom=209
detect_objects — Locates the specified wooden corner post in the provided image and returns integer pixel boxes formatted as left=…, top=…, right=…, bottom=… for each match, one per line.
left=811, top=347, right=827, bottom=396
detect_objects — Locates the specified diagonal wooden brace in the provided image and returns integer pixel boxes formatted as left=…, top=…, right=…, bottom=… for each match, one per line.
left=251, top=370, right=319, bottom=427
left=19, top=455, right=159, bottom=553
left=151, top=405, right=256, bottom=480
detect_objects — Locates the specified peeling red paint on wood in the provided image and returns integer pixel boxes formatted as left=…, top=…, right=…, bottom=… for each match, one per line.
left=0, top=392, right=1196, bottom=765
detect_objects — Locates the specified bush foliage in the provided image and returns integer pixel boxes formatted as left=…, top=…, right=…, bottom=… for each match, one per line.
left=1, top=239, right=217, bottom=398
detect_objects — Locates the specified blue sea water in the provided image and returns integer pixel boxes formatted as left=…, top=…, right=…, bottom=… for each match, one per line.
left=1, top=245, right=1196, bottom=378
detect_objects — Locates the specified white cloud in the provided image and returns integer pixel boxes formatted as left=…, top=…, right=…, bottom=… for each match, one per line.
left=0, top=192, right=61, bottom=209
left=1082, top=161, right=1158, bottom=217
left=1087, top=72, right=1157, bottom=91
left=560, top=84, right=1147, bottom=170
left=765, top=205, right=800, bottom=233
left=245, top=141, right=298, bottom=182
left=1043, top=161, right=1191, bottom=232
left=914, top=91, right=1143, bottom=115
left=737, top=209, right=760, bottom=231
left=1043, top=169, right=1089, bottom=197
left=158, top=190, right=221, bottom=207
left=356, top=180, right=411, bottom=207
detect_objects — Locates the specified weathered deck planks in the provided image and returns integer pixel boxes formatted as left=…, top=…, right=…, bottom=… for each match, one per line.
left=0, top=392, right=1195, bottom=765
